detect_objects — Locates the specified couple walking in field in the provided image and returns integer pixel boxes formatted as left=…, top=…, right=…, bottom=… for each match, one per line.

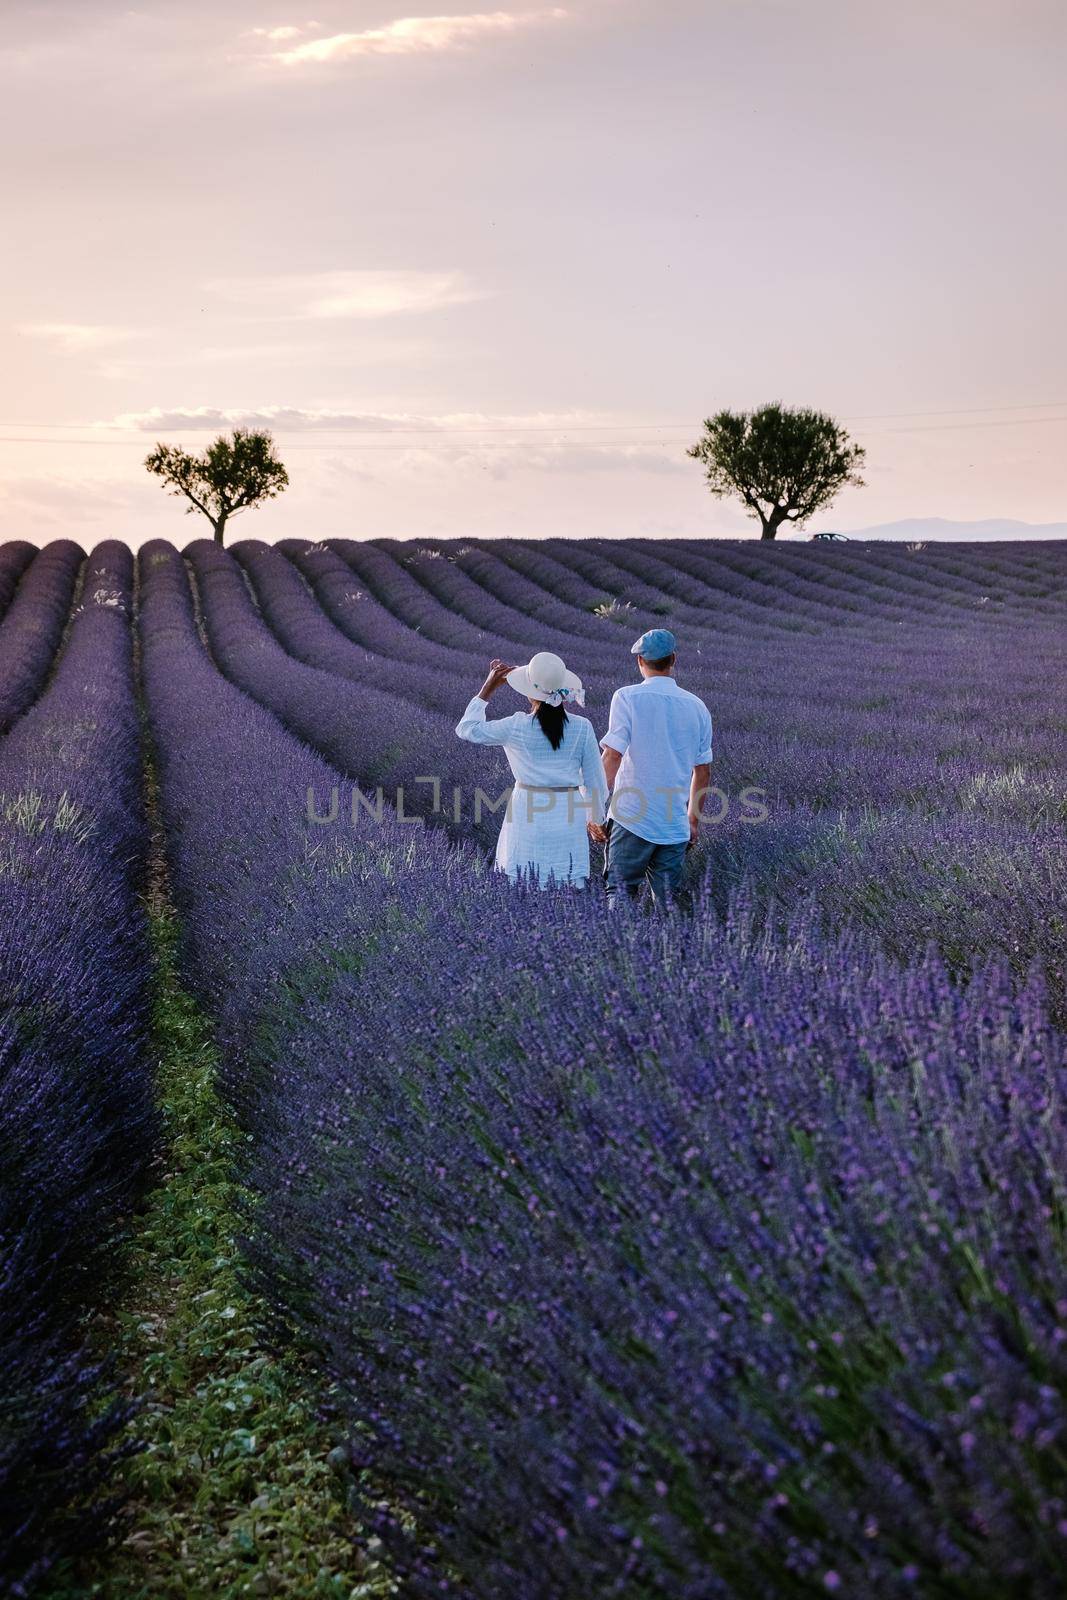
left=456, top=628, right=713, bottom=901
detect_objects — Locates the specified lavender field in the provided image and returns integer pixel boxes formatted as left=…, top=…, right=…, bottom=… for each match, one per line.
left=2, top=535, right=1067, bottom=1598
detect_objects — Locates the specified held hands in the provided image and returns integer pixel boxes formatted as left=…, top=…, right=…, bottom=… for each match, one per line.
left=478, top=658, right=515, bottom=701
left=587, top=821, right=608, bottom=845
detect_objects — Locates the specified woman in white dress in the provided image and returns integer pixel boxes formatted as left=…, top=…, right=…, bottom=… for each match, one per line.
left=456, top=652, right=609, bottom=887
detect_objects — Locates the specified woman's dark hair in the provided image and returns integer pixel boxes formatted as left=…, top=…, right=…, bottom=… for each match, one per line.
left=533, top=701, right=568, bottom=750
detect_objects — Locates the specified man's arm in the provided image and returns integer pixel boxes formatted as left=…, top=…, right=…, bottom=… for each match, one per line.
left=687, top=703, right=714, bottom=842
left=600, top=690, right=630, bottom=801
left=602, top=744, right=623, bottom=789
left=688, top=762, right=712, bottom=843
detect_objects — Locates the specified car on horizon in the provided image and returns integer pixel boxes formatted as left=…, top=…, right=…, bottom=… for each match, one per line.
left=810, top=530, right=850, bottom=541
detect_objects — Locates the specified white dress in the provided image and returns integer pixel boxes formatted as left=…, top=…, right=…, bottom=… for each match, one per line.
left=456, top=697, right=609, bottom=887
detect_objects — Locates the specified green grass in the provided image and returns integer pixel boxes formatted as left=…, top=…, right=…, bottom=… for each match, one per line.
left=44, top=908, right=392, bottom=1600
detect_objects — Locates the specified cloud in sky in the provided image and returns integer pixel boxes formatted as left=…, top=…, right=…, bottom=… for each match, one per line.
left=16, top=322, right=142, bottom=353
left=98, top=405, right=681, bottom=442
left=250, top=24, right=312, bottom=43
left=92, top=404, right=691, bottom=476
left=268, top=8, right=569, bottom=66
left=203, top=269, right=485, bottom=319
left=104, top=405, right=440, bottom=433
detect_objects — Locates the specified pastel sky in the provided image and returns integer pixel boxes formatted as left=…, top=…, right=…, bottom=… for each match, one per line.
left=1, top=0, right=1065, bottom=545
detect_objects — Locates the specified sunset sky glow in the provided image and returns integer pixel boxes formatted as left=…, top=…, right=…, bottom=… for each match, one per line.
left=2, top=0, right=1065, bottom=543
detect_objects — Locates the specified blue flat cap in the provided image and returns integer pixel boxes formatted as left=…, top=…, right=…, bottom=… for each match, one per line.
left=631, top=627, right=676, bottom=658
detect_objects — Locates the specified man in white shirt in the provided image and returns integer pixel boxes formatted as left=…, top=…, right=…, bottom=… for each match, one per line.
left=600, top=629, right=713, bottom=904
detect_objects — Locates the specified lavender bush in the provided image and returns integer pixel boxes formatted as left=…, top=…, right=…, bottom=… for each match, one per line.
left=0, top=542, right=35, bottom=625
left=0, top=542, right=155, bottom=1592
left=234, top=539, right=476, bottom=716
left=185, top=539, right=503, bottom=845
left=251, top=893, right=1067, bottom=1599
left=0, top=541, right=84, bottom=734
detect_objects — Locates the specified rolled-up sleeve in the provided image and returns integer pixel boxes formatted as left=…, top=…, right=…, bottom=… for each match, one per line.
left=695, top=707, right=713, bottom=766
left=456, top=696, right=514, bottom=745
left=580, top=722, right=609, bottom=824
left=600, top=690, right=631, bottom=755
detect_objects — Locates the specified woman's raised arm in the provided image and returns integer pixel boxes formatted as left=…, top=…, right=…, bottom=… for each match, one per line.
left=456, top=698, right=516, bottom=744
left=456, top=659, right=518, bottom=744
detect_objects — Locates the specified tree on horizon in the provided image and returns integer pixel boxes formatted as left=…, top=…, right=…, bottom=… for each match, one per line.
left=688, top=403, right=866, bottom=540
left=144, top=428, right=289, bottom=546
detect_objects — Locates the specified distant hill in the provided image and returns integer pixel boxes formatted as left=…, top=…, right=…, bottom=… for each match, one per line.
left=818, top=517, right=1067, bottom=542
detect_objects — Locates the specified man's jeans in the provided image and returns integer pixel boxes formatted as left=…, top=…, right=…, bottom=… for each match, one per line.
left=605, top=822, right=688, bottom=904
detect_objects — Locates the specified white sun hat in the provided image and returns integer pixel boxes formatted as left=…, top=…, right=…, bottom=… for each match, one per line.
left=506, top=651, right=585, bottom=707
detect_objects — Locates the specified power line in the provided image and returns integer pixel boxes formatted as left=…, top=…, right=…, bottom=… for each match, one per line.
left=846, top=400, right=1067, bottom=422
left=861, top=415, right=1067, bottom=436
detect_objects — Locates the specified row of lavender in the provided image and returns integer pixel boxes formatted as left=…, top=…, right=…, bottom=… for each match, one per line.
left=0, top=541, right=84, bottom=734
left=138, top=540, right=1067, bottom=1596
left=0, top=544, right=157, bottom=1593
left=190, top=537, right=1067, bottom=1006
